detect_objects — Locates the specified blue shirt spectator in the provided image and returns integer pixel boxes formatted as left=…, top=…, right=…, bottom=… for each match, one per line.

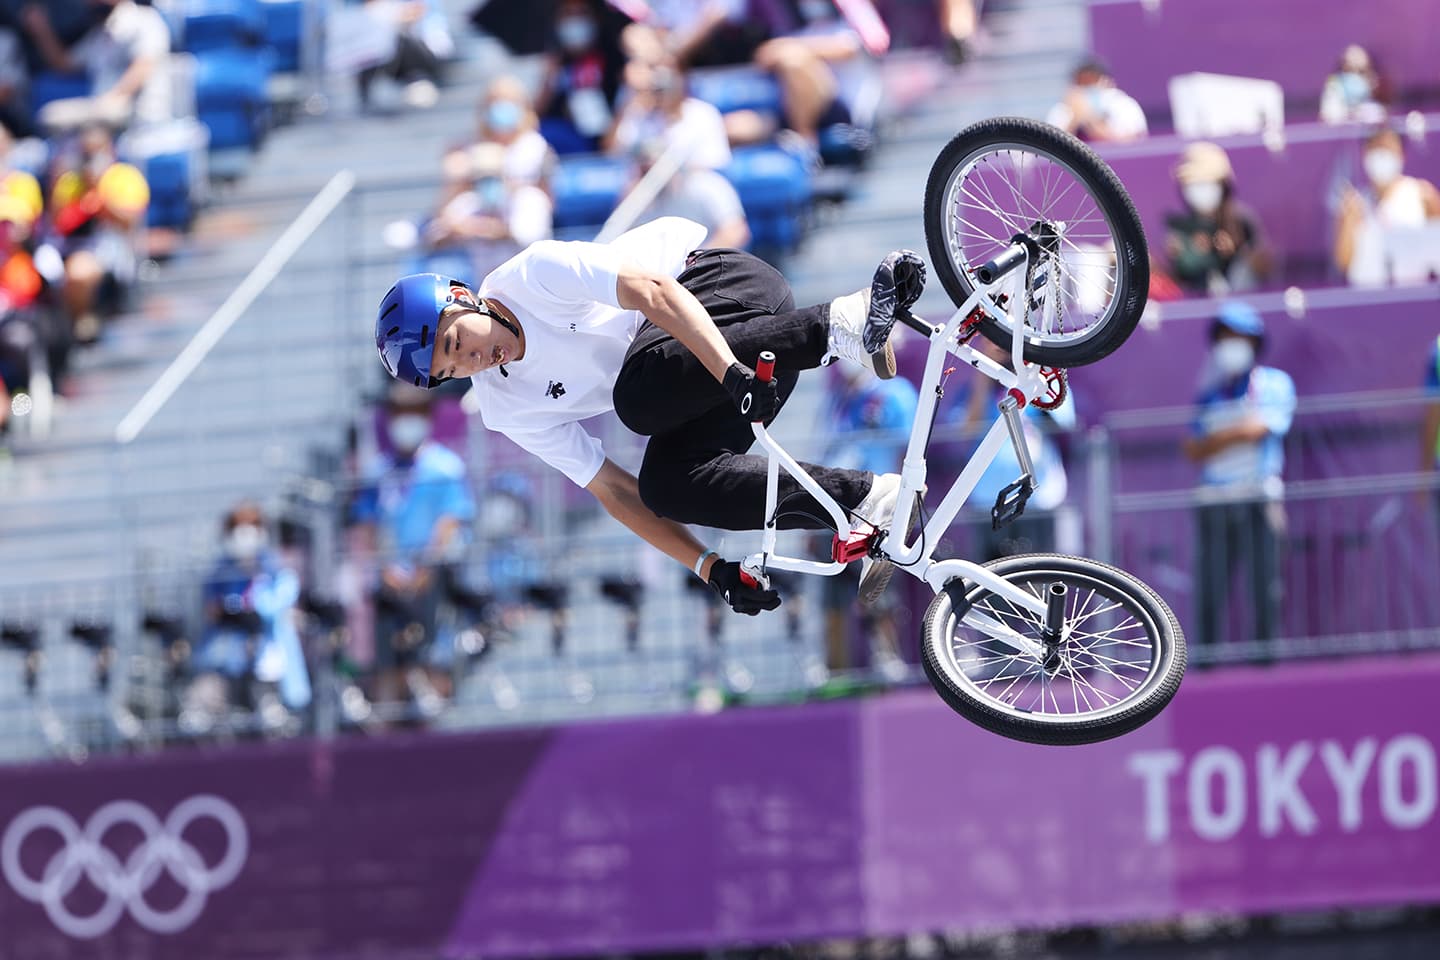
left=351, top=439, right=476, bottom=564
left=197, top=504, right=311, bottom=711
left=1186, top=304, right=1295, bottom=493
left=824, top=366, right=918, bottom=476
left=1423, top=334, right=1440, bottom=472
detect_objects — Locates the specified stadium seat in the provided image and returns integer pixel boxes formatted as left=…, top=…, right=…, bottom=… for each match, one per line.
left=688, top=66, right=783, bottom=117
left=27, top=71, right=92, bottom=124
left=723, top=145, right=813, bottom=253
left=183, top=0, right=267, bottom=53
left=194, top=48, right=274, bottom=150
left=260, top=0, right=307, bottom=74
left=551, top=154, right=631, bottom=231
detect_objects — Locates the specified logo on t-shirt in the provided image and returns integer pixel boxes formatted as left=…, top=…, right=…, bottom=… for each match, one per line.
left=546, top=381, right=566, bottom=399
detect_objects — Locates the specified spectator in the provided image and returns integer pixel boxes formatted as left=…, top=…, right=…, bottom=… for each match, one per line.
left=1424, top=334, right=1440, bottom=508
left=1163, top=141, right=1272, bottom=296
left=0, top=20, right=31, bottom=138
left=820, top=362, right=917, bottom=681
left=43, top=123, right=148, bottom=344
left=718, top=0, right=866, bottom=156
left=1046, top=57, right=1148, bottom=144
left=187, top=501, right=310, bottom=735
left=1333, top=127, right=1440, bottom=287
left=354, top=0, right=445, bottom=112
left=423, top=141, right=553, bottom=281
left=608, top=59, right=732, bottom=171
left=622, top=0, right=769, bottom=71
left=938, top=0, right=979, bottom=64
left=1182, top=302, right=1294, bottom=653
left=629, top=137, right=750, bottom=250
left=349, top=383, right=475, bottom=716
left=0, top=125, right=44, bottom=228
left=476, top=75, right=555, bottom=186
left=536, top=0, right=630, bottom=155
left=938, top=334, right=1073, bottom=561
left=1319, top=44, right=1389, bottom=126
left=0, top=195, right=45, bottom=398
left=23, top=0, right=174, bottom=133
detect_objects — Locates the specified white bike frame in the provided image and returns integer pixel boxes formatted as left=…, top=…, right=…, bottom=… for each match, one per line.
left=744, top=249, right=1058, bottom=653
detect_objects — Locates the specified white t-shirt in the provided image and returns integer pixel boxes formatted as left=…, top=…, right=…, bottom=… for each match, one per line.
left=638, top=168, right=745, bottom=237
left=1046, top=86, right=1148, bottom=141
left=75, top=1, right=174, bottom=125
left=613, top=98, right=732, bottom=171
left=474, top=217, right=709, bottom=487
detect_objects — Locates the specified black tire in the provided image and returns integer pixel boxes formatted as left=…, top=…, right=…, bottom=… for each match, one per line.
left=922, top=117, right=1149, bottom=367
left=920, top=554, right=1185, bottom=745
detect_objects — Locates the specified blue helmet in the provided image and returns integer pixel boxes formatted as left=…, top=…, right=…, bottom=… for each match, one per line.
left=375, top=273, right=463, bottom=389
left=1211, top=300, right=1265, bottom=342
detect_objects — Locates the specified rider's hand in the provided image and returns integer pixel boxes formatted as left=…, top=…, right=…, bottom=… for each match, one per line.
left=707, top=560, right=781, bottom=616
left=722, top=362, right=780, bottom=422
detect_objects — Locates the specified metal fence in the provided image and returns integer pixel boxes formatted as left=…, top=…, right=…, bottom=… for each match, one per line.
left=3, top=169, right=1440, bottom=760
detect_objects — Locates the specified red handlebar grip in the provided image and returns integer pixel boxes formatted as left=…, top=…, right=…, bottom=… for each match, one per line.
left=739, top=570, right=759, bottom=589
left=755, top=351, right=776, bottom=383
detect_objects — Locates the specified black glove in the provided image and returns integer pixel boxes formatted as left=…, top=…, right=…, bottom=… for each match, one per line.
left=722, top=362, right=780, bottom=422
left=707, top=560, right=781, bottom=616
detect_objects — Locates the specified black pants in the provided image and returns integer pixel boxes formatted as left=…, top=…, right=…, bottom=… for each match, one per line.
left=612, top=249, right=873, bottom=531
left=1195, top=499, right=1283, bottom=647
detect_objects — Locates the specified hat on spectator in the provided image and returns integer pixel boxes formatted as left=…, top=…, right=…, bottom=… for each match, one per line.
left=1175, top=142, right=1233, bottom=184
left=1211, top=300, right=1265, bottom=341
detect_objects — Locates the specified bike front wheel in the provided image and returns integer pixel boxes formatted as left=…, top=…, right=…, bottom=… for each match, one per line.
left=923, top=117, right=1149, bottom=367
left=920, top=554, right=1184, bottom=745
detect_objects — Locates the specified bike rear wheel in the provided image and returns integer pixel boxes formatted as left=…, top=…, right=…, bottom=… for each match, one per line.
left=920, top=554, right=1184, bottom=745
left=923, top=117, right=1149, bottom=367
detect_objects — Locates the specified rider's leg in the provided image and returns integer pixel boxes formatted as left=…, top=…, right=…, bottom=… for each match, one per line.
left=613, top=249, right=918, bottom=437
left=635, top=399, right=875, bottom=532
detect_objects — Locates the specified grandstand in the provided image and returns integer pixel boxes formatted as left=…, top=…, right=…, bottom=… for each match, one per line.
left=0, top=0, right=1438, bottom=957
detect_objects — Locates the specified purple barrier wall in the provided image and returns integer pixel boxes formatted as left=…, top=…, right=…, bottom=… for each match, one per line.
left=1089, top=0, right=1440, bottom=124
left=1091, top=118, right=1440, bottom=286
left=2, top=656, right=1438, bottom=959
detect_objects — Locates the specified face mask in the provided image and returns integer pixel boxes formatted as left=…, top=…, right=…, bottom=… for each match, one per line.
left=1212, top=338, right=1255, bottom=377
left=1182, top=181, right=1223, bottom=216
left=388, top=413, right=430, bottom=452
left=487, top=100, right=522, bottom=134
left=226, top=524, right=267, bottom=561
left=477, top=176, right=506, bottom=208
left=1084, top=86, right=1107, bottom=113
left=84, top=152, right=110, bottom=179
left=556, top=16, right=596, bottom=51
left=1337, top=70, right=1371, bottom=104
left=1363, top=148, right=1403, bottom=187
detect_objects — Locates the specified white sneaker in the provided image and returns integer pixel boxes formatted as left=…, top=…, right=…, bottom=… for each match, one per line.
left=824, top=287, right=896, bottom=379
left=850, top=473, right=920, bottom=606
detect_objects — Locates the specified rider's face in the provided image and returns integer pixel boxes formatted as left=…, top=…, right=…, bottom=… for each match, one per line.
left=429, top=285, right=521, bottom=381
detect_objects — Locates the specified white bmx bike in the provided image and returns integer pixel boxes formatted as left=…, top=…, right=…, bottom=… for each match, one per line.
left=744, top=117, right=1185, bottom=746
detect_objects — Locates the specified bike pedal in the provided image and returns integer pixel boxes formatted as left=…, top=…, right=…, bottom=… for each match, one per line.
left=832, top=529, right=876, bottom=564
left=991, top=474, right=1034, bottom=530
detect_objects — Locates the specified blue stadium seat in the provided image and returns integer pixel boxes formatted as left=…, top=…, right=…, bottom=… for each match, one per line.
left=194, top=48, right=274, bottom=150
left=723, top=145, right=812, bottom=252
left=28, top=71, right=92, bottom=124
left=143, top=152, right=194, bottom=228
left=688, top=67, right=783, bottom=117
left=183, top=0, right=266, bottom=53
left=260, top=0, right=307, bottom=73
left=552, top=155, right=631, bottom=230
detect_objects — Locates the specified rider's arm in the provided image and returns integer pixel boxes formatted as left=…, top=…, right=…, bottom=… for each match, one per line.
left=616, top=266, right=738, bottom=383
left=586, top=458, right=720, bottom=580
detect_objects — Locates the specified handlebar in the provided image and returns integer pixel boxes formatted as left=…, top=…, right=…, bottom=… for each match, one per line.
left=756, top=350, right=776, bottom=383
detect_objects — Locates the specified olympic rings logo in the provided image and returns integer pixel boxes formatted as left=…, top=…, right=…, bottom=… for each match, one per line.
left=1, top=796, right=248, bottom=939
